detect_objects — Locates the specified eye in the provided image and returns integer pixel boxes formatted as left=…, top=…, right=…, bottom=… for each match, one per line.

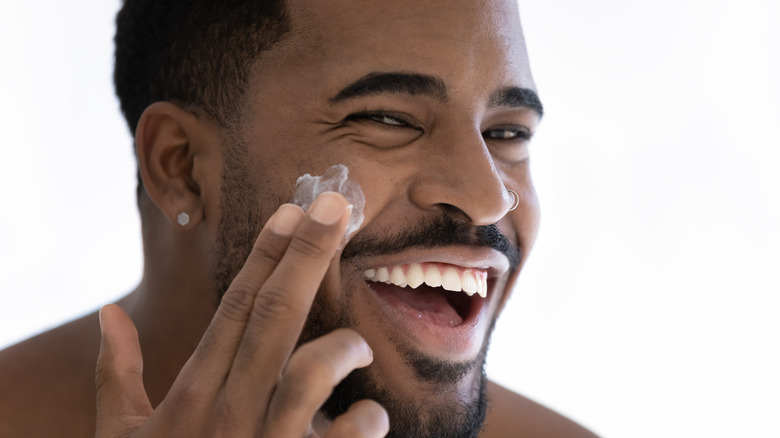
left=341, top=110, right=424, bottom=149
left=346, top=111, right=421, bottom=130
left=483, top=126, right=532, bottom=141
left=369, top=114, right=406, bottom=126
left=483, top=125, right=533, bottom=163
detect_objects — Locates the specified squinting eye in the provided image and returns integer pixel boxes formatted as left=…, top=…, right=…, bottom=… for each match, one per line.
left=368, top=114, right=407, bottom=126
left=342, top=111, right=424, bottom=149
left=345, top=111, right=419, bottom=129
left=483, top=127, right=531, bottom=140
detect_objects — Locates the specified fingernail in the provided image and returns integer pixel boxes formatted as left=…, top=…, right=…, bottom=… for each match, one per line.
left=309, top=192, right=347, bottom=225
left=269, top=204, right=304, bottom=236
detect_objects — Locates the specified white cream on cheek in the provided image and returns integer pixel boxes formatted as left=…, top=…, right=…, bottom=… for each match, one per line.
left=290, top=164, right=365, bottom=245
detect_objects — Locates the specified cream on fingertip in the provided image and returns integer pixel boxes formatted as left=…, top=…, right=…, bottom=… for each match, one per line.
left=291, top=164, right=365, bottom=244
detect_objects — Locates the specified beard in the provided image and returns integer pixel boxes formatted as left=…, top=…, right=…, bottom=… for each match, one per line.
left=211, top=140, right=515, bottom=437
left=324, top=367, right=488, bottom=438
left=300, top=274, right=492, bottom=438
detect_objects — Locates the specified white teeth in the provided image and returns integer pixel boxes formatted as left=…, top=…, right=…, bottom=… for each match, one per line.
left=476, top=276, right=485, bottom=298
left=363, top=263, right=489, bottom=298
left=389, top=265, right=406, bottom=286
left=406, top=263, right=425, bottom=289
left=375, top=267, right=389, bottom=282
left=424, top=265, right=442, bottom=287
left=441, top=267, right=462, bottom=292
left=461, top=269, right=477, bottom=296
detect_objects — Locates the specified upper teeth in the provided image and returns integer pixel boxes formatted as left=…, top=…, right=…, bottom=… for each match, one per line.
left=363, top=263, right=488, bottom=298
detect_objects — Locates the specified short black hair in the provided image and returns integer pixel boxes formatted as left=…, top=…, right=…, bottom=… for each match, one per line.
left=114, top=0, right=290, bottom=199
left=114, top=0, right=290, bottom=135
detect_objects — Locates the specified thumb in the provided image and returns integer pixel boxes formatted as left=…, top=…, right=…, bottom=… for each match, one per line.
left=95, top=304, right=153, bottom=437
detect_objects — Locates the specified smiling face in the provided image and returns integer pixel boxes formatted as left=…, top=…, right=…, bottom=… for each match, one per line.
left=210, top=0, right=541, bottom=436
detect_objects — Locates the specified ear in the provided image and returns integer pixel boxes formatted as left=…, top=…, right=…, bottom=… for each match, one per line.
left=135, top=102, right=216, bottom=229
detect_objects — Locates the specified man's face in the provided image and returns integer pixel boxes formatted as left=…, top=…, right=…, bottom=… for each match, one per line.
left=212, top=0, right=540, bottom=435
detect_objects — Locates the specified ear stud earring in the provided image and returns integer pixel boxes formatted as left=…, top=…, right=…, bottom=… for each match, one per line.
left=507, top=189, right=520, bottom=211
left=177, top=212, right=190, bottom=226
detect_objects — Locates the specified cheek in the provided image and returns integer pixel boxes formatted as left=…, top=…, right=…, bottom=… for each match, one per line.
left=326, top=157, right=405, bottom=227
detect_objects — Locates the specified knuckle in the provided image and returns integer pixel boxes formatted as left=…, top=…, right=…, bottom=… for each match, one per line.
left=330, top=419, right=365, bottom=438
left=316, top=329, right=371, bottom=369
left=248, top=242, right=284, bottom=267
left=287, top=232, right=329, bottom=260
left=329, top=328, right=366, bottom=354
left=250, top=286, right=300, bottom=320
left=280, top=349, right=337, bottom=405
left=218, top=284, right=256, bottom=323
left=290, top=344, right=337, bottom=384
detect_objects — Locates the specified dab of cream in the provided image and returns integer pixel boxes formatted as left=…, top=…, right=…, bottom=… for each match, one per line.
left=291, top=164, right=365, bottom=243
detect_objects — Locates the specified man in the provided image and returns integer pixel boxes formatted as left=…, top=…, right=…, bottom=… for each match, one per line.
left=0, top=0, right=597, bottom=436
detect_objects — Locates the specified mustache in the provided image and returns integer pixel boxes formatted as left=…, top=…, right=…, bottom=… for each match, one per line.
left=341, top=213, right=521, bottom=270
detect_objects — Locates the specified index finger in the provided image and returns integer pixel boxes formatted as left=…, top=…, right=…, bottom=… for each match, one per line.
left=226, top=192, right=352, bottom=401
left=176, top=203, right=306, bottom=385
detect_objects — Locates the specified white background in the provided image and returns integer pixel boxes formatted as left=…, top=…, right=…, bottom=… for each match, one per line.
left=1, top=1, right=778, bottom=437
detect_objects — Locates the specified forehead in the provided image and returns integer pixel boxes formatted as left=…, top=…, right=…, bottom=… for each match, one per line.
left=255, top=0, right=535, bottom=99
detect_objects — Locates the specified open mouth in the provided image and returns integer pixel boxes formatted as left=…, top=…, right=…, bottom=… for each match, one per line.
left=363, top=262, right=488, bottom=328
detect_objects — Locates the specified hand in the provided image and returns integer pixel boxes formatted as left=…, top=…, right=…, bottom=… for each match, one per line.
left=95, top=192, right=389, bottom=437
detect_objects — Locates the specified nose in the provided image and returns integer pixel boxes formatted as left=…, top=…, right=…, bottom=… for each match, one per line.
left=407, top=128, right=515, bottom=226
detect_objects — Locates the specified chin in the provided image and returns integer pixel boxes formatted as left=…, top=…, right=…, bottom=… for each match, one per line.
left=321, top=352, right=489, bottom=438
left=302, top=263, right=498, bottom=438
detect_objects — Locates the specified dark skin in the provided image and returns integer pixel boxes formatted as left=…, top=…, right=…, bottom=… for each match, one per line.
left=0, top=0, right=598, bottom=436
left=0, top=311, right=594, bottom=437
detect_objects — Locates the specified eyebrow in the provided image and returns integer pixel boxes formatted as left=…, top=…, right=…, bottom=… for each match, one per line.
left=329, top=71, right=544, bottom=118
left=329, top=72, right=447, bottom=103
left=489, top=87, right=544, bottom=118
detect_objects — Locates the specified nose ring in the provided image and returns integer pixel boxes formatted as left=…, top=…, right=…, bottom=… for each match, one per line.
left=507, top=189, right=520, bottom=212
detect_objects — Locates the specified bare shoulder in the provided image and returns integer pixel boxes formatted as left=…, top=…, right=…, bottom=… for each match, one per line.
left=481, top=380, right=599, bottom=438
left=0, top=312, right=100, bottom=437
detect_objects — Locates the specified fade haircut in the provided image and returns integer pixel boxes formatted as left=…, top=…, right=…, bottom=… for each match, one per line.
left=113, top=0, right=291, bottom=197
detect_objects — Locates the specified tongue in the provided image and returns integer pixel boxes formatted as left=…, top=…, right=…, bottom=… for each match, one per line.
left=371, top=282, right=464, bottom=326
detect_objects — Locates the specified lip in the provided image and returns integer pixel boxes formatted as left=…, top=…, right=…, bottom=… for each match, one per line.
left=348, top=246, right=509, bottom=359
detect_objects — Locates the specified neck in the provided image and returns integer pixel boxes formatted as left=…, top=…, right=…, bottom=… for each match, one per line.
left=123, top=211, right=218, bottom=406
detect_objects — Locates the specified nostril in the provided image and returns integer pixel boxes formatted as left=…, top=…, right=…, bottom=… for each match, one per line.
left=435, top=203, right=472, bottom=222
left=407, top=170, right=511, bottom=226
